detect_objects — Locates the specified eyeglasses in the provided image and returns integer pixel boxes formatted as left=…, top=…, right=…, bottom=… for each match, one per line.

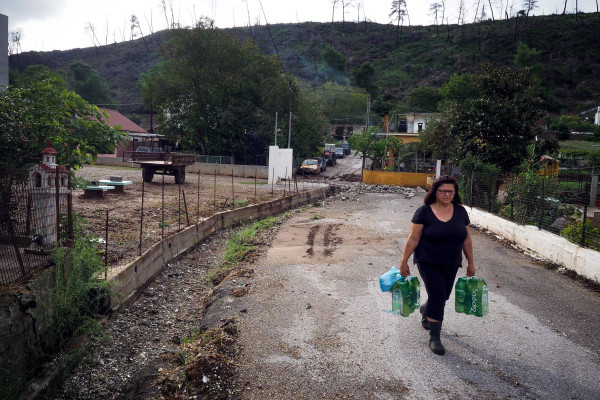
left=437, top=189, right=455, bottom=195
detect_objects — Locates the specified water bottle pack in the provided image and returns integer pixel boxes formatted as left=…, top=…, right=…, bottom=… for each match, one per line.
left=391, top=276, right=421, bottom=317
left=455, top=277, right=489, bottom=317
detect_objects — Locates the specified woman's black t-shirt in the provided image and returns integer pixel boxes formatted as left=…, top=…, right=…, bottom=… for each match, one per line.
left=411, top=204, right=470, bottom=267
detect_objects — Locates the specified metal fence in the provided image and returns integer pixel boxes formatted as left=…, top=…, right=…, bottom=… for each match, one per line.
left=460, top=172, right=600, bottom=251
left=0, top=167, right=72, bottom=285
left=364, top=157, right=439, bottom=173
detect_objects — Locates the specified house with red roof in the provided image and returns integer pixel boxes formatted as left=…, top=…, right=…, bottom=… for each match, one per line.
left=98, top=108, right=150, bottom=157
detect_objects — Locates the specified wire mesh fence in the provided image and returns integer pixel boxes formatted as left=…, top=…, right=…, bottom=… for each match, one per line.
left=195, top=154, right=268, bottom=165
left=364, top=157, right=438, bottom=173
left=460, top=172, right=600, bottom=251
left=0, top=167, right=72, bottom=285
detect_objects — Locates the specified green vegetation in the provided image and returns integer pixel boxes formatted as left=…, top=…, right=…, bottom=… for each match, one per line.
left=138, top=21, right=328, bottom=159
left=561, top=221, right=600, bottom=251
left=559, top=141, right=600, bottom=152
left=1, top=65, right=124, bottom=169
left=240, top=181, right=268, bottom=185
left=52, top=215, right=111, bottom=349
left=207, top=216, right=280, bottom=283
left=10, top=13, right=600, bottom=121
left=69, top=61, right=113, bottom=105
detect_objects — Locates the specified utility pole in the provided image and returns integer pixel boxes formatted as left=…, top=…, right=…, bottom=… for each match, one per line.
left=288, top=87, right=293, bottom=148
left=366, top=95, right=371, bottom=130
left=274, top=112, right=278, bottom=146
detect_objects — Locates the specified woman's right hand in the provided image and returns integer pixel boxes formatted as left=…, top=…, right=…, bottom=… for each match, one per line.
left=400, top=261, right=410, bottom=277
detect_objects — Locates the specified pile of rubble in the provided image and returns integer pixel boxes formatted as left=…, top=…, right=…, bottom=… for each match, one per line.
left=349, top=183, right=427, bottom=197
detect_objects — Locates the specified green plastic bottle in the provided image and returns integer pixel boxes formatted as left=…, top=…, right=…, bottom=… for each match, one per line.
left=470, top=278, right=489, bottom=317
left=391, top=278, right=412, bottom=317
left=408, top=276, right=421, bottom=311
left=464, top=278, right=474, bottom=316
left=455, top=277, right=467, bottom=314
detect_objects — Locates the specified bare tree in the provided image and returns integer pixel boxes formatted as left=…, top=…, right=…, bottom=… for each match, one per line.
left=331, top=0, right=340, bottom=23
left=85, top=22, right=101, bottom=47
left=488, top=0, right=496, bottom=20
left=341, top=0, right=354, bottom=23
left=457, top=0, right=466, bottom=40
left=561, top=0, right=567, bottom=14
left=105, top=16, right=109, bottom=45
left=390, top=0, right=408, bottom=46
left=522, top=0, right=537, bottom=17
left=160, top=0, right=170, bottom=29
left=144, top=10, right=154, bottom=36
left=429, top=3, right=442, bottom=35
left=8, top=29, right=22, bottom=55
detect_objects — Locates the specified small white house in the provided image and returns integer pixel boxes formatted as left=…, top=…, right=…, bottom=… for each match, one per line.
left=594, top=106, right=600, bottom=126
left=28, top=148, right=71, bottom=245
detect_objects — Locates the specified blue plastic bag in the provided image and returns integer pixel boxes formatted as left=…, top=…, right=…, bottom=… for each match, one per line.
left=379, top=266, right=402, bottom=292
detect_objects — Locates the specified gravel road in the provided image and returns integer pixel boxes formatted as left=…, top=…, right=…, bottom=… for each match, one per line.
left=232, top=192, right=600, bottom=399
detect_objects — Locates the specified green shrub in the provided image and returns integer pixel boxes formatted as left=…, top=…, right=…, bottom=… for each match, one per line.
left=561, top=220, right=600, bottom=250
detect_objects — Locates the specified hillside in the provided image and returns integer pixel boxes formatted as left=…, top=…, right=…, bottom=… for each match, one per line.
left=9, top=12, right=600, bottom=122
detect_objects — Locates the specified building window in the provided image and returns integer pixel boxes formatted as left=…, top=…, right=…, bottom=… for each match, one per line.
left=418, top=123, right=423, bottom=132
left=33, top=173, right=42, bottom=188
left=61, top=176, right=67, bottom=186
left=47, top=177, right=53, bottom=186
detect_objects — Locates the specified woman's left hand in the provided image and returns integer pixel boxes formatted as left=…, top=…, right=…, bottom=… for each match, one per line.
left=466, top=263, right=475, bottom=277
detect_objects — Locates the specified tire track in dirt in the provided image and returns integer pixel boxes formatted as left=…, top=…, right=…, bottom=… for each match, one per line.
left=305, top=225, right=320, bottom=256
left=323, top=223, right=343, bottom=257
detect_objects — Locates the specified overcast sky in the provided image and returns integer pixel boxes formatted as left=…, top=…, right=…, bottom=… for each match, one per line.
left=2, top=0, right=597, bottom=53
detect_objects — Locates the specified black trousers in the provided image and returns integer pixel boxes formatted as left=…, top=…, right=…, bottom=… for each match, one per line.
left=417, top=262, right=460, bottom=322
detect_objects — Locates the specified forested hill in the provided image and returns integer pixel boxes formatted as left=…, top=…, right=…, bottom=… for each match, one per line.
left=9, top=12, right=600, bottom=115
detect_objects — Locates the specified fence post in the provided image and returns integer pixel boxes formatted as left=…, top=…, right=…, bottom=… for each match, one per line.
left=67, top=169, right=73, bottom=242
left=232, top=167, right=235, bottom=209
left=470, top=172, right=474, bottom=207
left=178, top=177, right=181, bottom=231
left=55, top=170, right=60, bottom=243
left=538, top=178, right=546, bottom=229
left=105, top=210, right=109, bottom=279
left=139, top=178, right=144, bottom=256
left=581, top=203, right=588, bottom=247
left=214, top=165, right=217, bottom=212
left=590, top=175, right=598, bottom=207
left=182, top=190, right=190, bottom=226
left=197, top=172, right=200, bottom=223
left=488, top=174, right=493, bottom=212
left=161, top=171, right=165, bottom=239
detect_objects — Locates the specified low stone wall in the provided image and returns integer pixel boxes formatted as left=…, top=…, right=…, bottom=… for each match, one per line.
left=93, top=157, right=269, bottom=179
left=467, top=207, right=600, bottom=284
left=109, top=187, right=328, bottom=309
left=362, top=170, right=431, bottom=187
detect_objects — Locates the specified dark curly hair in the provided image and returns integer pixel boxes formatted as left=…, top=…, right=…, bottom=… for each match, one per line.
left=423, top=175, right=462, bottom=205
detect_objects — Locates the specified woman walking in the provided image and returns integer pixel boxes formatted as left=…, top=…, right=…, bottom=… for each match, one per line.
left=399, top=175, right=475, bottom=355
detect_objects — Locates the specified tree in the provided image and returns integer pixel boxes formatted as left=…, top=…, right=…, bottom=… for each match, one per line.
left=406, top=86, right=442, bottom=112
left=320, top=44, right=348, bottom=84
left=139, top=22, right=325, bottom=158
left=352, top=62, right=378, bottom=97
left=440, top=73, right=481, bottom=106
left=69, top=61, right=113, bottom=105
left=348, top=127, right=402, bottom=168
left=429, top=3, right=442, bottom=35
left=389, top=0, right=408, bottom=47
left=514, top=42, right=543, bottom=77
left=448, top=65, right=543, bottom=172
left=1, top=66, right=123, bottom=170
left=307, top=82, right=368, bottom=125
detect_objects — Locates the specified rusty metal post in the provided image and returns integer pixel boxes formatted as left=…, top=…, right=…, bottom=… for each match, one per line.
left=67, top=169, right=73, bottom=242
left=55, top=170, right=60, bottom=243
left=178, top=177, right=181, bottom=232
left=182, top=190, right=190, bottom=226
left=197, top=172, right=200, bottom=223
left=254, top=173, right=257, bottom=203
left=139, top=178, right=145, bottom=256
left=284, top=167, right=287, bottom=196
left=161, top=170, right=165, bottom=239
left=232, top=167, right=235, bottom=209
left=105, top=210, right=109, bottom=279
left=214, top=165, right=217, bottom=212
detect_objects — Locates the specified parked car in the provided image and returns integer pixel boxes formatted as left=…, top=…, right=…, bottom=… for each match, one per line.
left=323, top=150, right=337, bottom=166
left=341, top=142, right=351, bottom=155
left=318, top=157, right=327, bottom=172
left=335, top=148, right=345, bottom=158
left=298, top=159, right=320, bottom=175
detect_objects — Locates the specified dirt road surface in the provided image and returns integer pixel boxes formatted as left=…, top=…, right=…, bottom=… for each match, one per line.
left=232, top=193, right=600, bottom=399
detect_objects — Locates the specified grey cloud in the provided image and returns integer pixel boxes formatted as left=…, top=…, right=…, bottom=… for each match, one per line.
left=1, top=0, right=68, bottom=24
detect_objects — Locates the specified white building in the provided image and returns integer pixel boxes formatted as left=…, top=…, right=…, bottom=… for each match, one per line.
left=28, top=148, right=71, bottom=246
left=0, top=14, right=8, bottom=89
left=594, top=106, right=600, bottom=126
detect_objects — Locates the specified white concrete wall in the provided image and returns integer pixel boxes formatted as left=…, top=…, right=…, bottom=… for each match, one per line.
left=0, top=14, right=8, bottom=89
left=467, top=207, right=600, bottom=284
left=268, top=145, right=293, bottom=185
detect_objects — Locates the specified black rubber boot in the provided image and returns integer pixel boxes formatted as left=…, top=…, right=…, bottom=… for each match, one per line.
left=428, top=321, right=445, bottom=356
left=420, top=302, right=430, bottom=330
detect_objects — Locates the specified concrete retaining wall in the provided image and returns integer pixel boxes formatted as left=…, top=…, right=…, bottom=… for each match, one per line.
left=362, top=170, right=431, bottom=187
left=93, top=156, right=269, bottom=179
left=109, top=187, right=328, bottom=309
left=467, top=207, right=600, bottom=284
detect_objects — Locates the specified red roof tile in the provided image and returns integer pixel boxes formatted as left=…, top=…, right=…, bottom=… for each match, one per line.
left=42, top=147, right=58, bottom=155
left=99, top=108, right=148, bottom=133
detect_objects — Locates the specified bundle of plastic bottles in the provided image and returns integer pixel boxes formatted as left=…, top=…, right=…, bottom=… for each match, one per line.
left=455, top=277, right=489, bottom=317
left=391, top=276, right=421, bottom=317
